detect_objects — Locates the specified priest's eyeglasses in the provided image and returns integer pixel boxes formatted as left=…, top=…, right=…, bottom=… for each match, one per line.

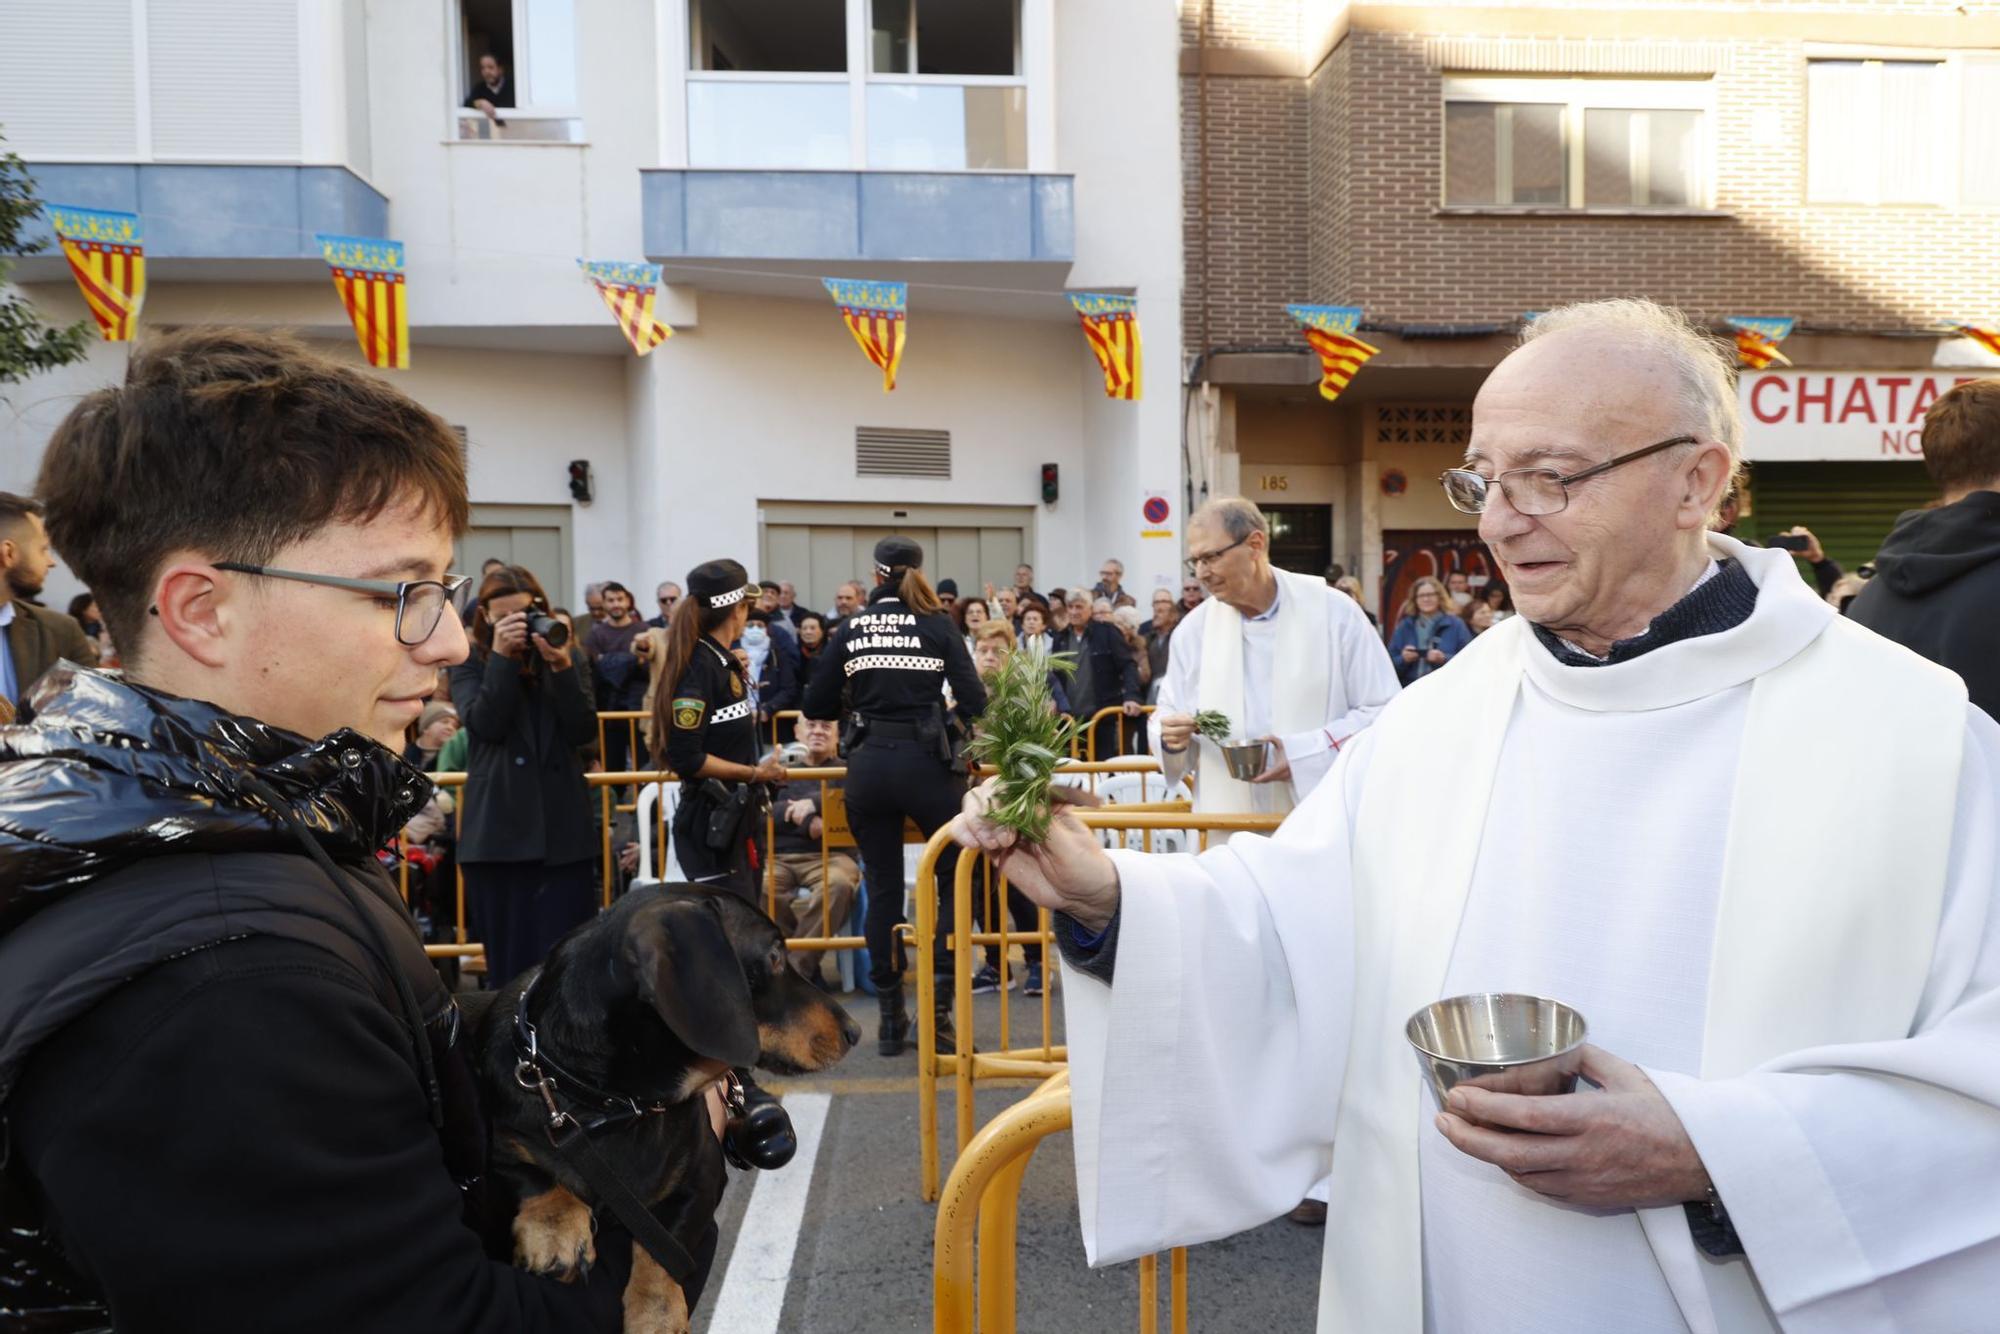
left=1439, top=434, right=1698, bottom=516
left=1185, top=533, right=1251, bottom=574
left=213, top=563, right=472, bottom=645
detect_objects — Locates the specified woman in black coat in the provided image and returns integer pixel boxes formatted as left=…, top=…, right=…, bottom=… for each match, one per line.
left=448, top=564, right=599, bottom=987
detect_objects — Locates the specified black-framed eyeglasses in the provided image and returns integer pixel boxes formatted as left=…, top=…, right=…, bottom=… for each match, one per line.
left=214, top=562, right=471, bottom=646
left=1439, top=434, right=1699, bottom=517
left=1185, top=533, right=1251, bottom=574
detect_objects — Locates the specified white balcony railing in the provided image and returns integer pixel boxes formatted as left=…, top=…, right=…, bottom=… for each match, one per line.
left=455, top=110, right=583, bottom=143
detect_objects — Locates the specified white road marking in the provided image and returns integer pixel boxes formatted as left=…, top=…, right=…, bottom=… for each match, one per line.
left=703, top=1091, right=832, bottom=1334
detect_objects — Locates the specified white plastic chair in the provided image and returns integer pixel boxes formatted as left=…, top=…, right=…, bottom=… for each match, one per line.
left=1091, top=770, right=1196, bottom=853
left=632, top=780, right=686, bottom=886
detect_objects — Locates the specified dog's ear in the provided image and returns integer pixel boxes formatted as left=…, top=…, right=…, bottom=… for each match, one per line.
left=627, top=899, right=760, bottom=1068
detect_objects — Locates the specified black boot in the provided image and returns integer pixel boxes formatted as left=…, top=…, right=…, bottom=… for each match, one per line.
left=932, top=981, right=958, bottom=1053
left=877, top=987, right=911, bottom=1056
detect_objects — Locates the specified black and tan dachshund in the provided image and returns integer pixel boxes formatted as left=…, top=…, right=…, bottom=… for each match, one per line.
left=467, top=884, right=860, bottom=1333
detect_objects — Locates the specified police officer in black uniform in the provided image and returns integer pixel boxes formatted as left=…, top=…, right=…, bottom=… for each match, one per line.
left=650, top=558, right=797, bottom=1153
left=652, top=559, right=786, bottom=899
left=803, top=537, right=986, bottom=1055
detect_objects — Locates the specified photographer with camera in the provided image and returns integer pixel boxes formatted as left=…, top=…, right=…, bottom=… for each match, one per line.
left=449, top=564, right=598, bottom=987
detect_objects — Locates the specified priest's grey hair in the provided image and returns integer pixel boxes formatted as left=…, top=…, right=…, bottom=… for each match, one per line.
left=1522, top=299, right=1743, bottom=471
left=1193, top=496, right=1269, bottom=542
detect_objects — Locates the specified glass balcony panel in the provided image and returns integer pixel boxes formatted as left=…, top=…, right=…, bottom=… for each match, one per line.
left=866, top=84, right=1025, bottom=170
left=688, top=81, right=852, bottom=168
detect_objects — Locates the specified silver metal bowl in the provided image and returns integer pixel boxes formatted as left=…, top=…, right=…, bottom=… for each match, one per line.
left=1405, top=992, right=1588, bottom=1105
left=1220, top=739, right=1270, bottom=781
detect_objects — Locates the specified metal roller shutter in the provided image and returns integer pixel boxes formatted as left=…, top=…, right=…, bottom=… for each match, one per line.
left=149, top=0, right=300, bottom=159
left=0, top=1, right=139, bottom=157
left=1744, top=461, right=1938, bottom=572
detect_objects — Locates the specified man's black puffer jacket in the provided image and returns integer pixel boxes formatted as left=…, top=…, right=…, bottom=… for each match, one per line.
left=0, top=667, right=636, bottom=1333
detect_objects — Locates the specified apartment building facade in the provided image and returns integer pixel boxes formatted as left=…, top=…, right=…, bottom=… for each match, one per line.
left=0, top=0, right=1183, bottom=615
left=1181, top=0, right=2000, bottom=617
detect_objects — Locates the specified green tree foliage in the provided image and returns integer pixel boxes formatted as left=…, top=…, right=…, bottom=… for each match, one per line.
left=0, top=134, right=93, bottom=389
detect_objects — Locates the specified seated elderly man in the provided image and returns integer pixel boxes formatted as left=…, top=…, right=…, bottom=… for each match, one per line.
left=769, top=717, right=859, bottom=987
left=954, top=298, right=2000, bottom=1332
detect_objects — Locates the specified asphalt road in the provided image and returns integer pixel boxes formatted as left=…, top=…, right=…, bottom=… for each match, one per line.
left=690, top=983, right=1323, bottom=1334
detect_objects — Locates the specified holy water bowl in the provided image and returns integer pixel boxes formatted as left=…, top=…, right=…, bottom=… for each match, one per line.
left=1220, top=739, right=1270, bottom=781
left=1405, top=993, right=1588, bottom=1105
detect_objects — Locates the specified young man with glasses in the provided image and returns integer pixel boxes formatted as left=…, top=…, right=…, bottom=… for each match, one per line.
left=0, top=328, right=692, bottom=1329
left=953, top=299, right=2000, bottom=1330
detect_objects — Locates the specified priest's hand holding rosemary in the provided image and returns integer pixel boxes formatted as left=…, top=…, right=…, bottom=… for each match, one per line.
left=1433, top=1045, right=1712, bottom=1209
left=952, top=647, right=1122, bottom=931
left=952, top=780, right=1121, bottom=934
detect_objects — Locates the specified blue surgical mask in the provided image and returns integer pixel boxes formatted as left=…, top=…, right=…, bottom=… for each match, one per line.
left=742, top=624, right=770, bottom=651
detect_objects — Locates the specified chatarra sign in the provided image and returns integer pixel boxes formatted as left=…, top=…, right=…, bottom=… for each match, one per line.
left=1741, top=371, right=1986, bottom=462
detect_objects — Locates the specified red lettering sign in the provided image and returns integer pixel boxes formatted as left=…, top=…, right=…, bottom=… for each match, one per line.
left=1879, top=376, right=1911, bottom=424
left=1750, top=376, right=1787, bottom=424
left=1798, top=377, right=1835, bottom=423
left=1837, top=378, right=1875, bottom=423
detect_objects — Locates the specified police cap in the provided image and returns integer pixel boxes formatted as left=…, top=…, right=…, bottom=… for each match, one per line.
left=687, top=559, right=757, bottom=609
left=873, top=535, right=924, bottom=578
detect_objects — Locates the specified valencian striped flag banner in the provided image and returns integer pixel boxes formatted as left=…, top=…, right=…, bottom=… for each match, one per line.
left=47, top=206, right=146, bottom=341
left=823, top=278, right=907, bottom=392
left=1287, top=304, right=1380, bottom=403
left=1727, top=317, right=1794, bottom=370
left=1068, top=292, right=1144, bottom=400
left=316, top=234, right=410, bottom=369
left=1952, top=323, right=2000, bottom=358
left=579, top=260, right=672, bottom=356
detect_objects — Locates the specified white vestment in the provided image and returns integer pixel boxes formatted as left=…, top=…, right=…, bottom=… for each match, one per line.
left=1151, top=568, right=1399, bottom=813
left=1064, top=536, right=2000, bottom=1332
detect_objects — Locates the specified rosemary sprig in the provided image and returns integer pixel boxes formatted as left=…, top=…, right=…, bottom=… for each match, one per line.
left=965, top=649, right=1079, bottom=843
left=1193, top=710, right=1234, bottom=743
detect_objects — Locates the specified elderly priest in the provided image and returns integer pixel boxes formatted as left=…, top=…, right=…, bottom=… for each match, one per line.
left=954, top=299, right=2000, bottom=1333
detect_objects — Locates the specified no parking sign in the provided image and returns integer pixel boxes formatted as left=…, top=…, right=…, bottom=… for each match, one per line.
left=1141, top=492, right=1173, bottom=539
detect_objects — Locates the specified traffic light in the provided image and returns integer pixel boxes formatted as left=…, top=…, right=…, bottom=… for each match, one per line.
left=1040, top=462, right=1059, bottom=505
left=567, top=459, right=593, bottom=504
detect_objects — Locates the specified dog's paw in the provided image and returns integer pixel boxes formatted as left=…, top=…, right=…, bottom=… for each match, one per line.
left=512, top=1185, right=597, bottom=1282
left=624, top=1243, right=691, bottom=1334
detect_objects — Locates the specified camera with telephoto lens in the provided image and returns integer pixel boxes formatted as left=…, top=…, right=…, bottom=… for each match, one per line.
left=526, top=610, right=569, bottom=648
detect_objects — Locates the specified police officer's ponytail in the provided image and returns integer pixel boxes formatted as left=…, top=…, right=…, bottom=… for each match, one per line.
left=896, top=566, right=943, bottom=616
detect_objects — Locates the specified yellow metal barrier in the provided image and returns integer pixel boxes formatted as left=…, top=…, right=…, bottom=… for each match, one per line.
left=934, top=1072, right=1188, bottom=1334
left=400, top=749, right=1189, bottom=985
left=597, top=706, right=806, bottom=771
left=915, top=757, right=1183, bottom=1199
left=769, top=708, right=803, bottom=748
left=1077, top=703, right=1156, bottom=762
left=402, top=766, right=879, bottom=966
left=915, top=805, right=1284, bottom=1201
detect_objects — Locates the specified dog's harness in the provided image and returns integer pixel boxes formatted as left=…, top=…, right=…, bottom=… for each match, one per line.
left=511, top=981, right=692, bottom=1137
left=510, top=977, right=713, bottom=1286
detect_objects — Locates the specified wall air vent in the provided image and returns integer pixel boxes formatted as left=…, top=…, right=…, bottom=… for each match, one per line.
left=856, top=426, right=951, bottom=479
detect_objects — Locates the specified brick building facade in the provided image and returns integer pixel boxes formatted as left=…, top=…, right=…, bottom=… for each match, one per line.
left=1181, top=0, right=2000, bottom=616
